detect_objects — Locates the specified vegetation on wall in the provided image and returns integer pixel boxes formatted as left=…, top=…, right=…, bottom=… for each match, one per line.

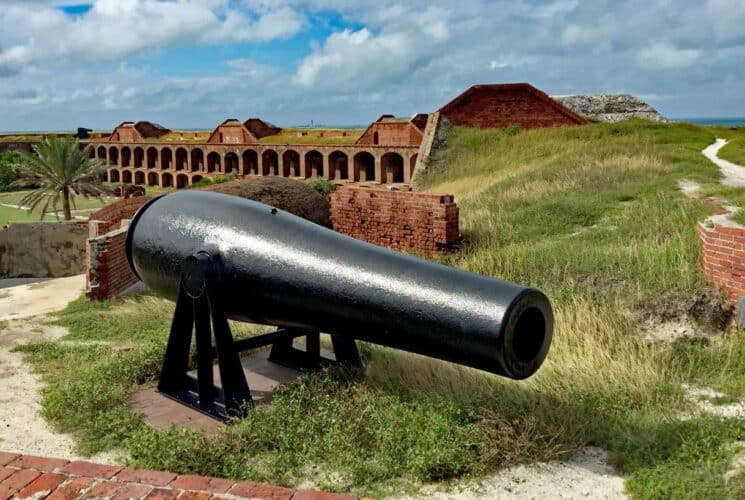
left=15, top=121, right=745, bottom=498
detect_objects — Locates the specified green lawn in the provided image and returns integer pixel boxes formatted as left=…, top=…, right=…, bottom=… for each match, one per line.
left=720, top=135, right=745, bottom=166
left=13, top=120, right=745, bottom=498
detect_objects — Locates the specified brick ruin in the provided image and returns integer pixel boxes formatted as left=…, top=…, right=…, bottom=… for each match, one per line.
left=91, top=83, right=585, bottom=190
left=698, top=222, right=745, bottom=304
left=86, top=188, right=461, bottom=300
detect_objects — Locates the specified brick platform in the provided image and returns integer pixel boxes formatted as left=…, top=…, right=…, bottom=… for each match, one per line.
left=0, top=452, right=355, bottom=499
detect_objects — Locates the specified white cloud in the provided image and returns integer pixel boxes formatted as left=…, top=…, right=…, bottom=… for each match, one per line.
left=638, top=41, right=701, bottom=69
left=0, top=0, right=306, bottom=76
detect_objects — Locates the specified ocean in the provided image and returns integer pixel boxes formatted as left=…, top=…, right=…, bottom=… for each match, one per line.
left=674, top=117, right=745, bottom=127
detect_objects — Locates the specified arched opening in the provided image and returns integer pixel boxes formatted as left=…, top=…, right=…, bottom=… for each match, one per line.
left=373, top=131, right=379, bottom=145
left=282, top=150, right=300, bottom=177
left=122, top=170, right=132, bottom=183
left=353, top=152, right=375, bottom=182
left=134, top=171, right=145, bottom=185
left=161, top=148, right=173, bottom=170
left=121, top=147, right=131, bottom=167
left=133, top=147, right=144, bottom=168
left=108, top=169, right=120, bottom=183
left=409, top=153, right=418, bottom=180
left=162, top=172, right=173, bottom=188
left=242, top=150, right=258, bottom=175
left=207, top=152, right=221, bottom=173
left=381, top=152, right=404, bottom=183
left=88, top=148, right=95, bottom=159
left=191, top=175, right=203, bottom=185
left=304, top=150, right=323, bottom=178
left=225, top=153, right=239, bottom=174
left=97, top=146, right=107, bottom=162
left=175, top=148, right=188, bottom=171
left=147, top=147, right=158, bottom=169
left=109, top=147, right=119, bottom=166
left=147, top=172, right=158, bottom=186
left=191, top=149, right=203, bottom=172
left=329, top=151, right=349, bottom=181
left=176, top=174, right=189, bottom=189
left=262, top=150, right=278, bottom=176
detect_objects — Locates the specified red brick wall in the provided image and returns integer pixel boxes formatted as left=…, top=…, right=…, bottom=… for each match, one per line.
left=357, top=122, right=423, bottom=146
left=86, top=228, right=139, bottom=300
left=329, top=186, right=460, bottom=256
left=698, top=223, right=745, bottom=302
left=440, top=85, right=586, bottom=130
left=89, top=196, right=151, bottom=235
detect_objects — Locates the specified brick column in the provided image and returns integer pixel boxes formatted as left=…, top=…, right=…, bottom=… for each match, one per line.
left=374, top=155, right=382, bottom=183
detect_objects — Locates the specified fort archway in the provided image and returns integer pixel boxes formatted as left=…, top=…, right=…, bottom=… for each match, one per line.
left=161, top=148, right=173, bottom=170
left=191, top=149, right=204, bottom=172
left=109, top=147, right=119, bottom=166
left=176, top=173, right=189, bottom=189
left=108, top=169, right=120, bottom=183
left=175, top=148, right=188, bottom=171
left=134, top=171, right=145, bottom=185
left=329, top=151, right=349, bottom=181
left=353, top=152, right=375, bottom=182
left=122, top=170, right=132, bottom=183
left=162, top=172, right=173, bottom=188
left=191, top=174, right=203, bottom=184
left=283, top=150, right=300, bottom=177
left=381, top=152, right=404, bottom=183
left=225, top=152, right=239, bottom=174
left=133, top=147, right=144, bottom=168
left=242, top=149, right=258, bottom=175
left=207, top=152, right=221, bottom=173
left=262, top=150, right=278, bottom=176
left=121, top=147, right=131, bottom=167
left=409, top=154, right=418, bottom=181
left=147, top=147, right=158, bottom=169
left=147, top=172, right=158, bottom=186
left=305, top=150, right=323, bottom=178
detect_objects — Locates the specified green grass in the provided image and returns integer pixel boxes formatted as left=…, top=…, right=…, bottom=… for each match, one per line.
left=16, top=121, right=745, bottom=498
left=0, top=204, right=47, bottom=224
left=258, top=128, right=363, bottom=145
left=719, top=135, right=745, bottom=166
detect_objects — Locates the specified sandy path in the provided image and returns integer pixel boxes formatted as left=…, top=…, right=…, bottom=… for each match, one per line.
left=398, top=447, right=627, bottom=499
left=0, top=275, right=117, bottom=463
left=702, top=138, right=745, bottom=186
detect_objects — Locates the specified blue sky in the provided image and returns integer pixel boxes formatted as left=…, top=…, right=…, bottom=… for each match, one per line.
left=1, top=0, right=744, bottom=131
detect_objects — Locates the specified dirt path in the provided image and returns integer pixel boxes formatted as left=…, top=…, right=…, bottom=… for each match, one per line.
left=398, top=447, right=627, bottom=499
left=0, top=275, right=117, bottom=463
left=702, top=138, right=745, bottom=187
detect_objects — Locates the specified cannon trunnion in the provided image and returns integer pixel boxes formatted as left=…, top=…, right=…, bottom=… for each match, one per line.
left=126, top=191, right=553, bottom=420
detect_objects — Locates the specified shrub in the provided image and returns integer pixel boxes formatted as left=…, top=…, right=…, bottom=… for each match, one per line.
left=306, top=177, right=336, bottom=197
left=0, top=150, right=23, bottom=191
left=503, top=124, right=521, bottom=136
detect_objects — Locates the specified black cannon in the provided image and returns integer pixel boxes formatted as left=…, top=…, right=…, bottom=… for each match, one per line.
left=126, top=191, right=553, bottom=420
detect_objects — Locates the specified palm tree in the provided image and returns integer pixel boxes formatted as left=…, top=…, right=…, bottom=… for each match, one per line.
left=12, top=136, right=108, bottom=221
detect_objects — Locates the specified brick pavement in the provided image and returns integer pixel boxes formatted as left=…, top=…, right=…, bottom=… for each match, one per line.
left=0, top=452, right=355, bottom=500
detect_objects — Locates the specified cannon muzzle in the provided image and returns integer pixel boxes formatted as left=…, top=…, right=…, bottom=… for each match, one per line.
left=126, top=191, right=553, bottom=417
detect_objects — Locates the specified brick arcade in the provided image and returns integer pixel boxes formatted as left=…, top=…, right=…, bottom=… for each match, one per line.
left=92, top=83, right=586, bottom=189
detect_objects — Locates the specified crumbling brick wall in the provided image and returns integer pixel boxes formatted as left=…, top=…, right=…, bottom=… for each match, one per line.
left=329, top=186, right=460, bottom=256
left=86, top=227, right=138, bottom=300
left=89, top=196, right=151, bottom=235
left=698, top=222, right=745, bottom=302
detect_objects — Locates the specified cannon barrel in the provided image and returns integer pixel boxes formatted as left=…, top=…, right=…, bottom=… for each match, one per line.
left=126, top=190, right=553, bottom=380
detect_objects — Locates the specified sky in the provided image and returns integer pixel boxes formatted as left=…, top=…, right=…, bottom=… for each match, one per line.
left=0, top=0, right=744, bottom=132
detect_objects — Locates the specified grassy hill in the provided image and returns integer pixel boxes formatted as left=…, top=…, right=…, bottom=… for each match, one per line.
left=14, top=121, right=745, bottom=498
